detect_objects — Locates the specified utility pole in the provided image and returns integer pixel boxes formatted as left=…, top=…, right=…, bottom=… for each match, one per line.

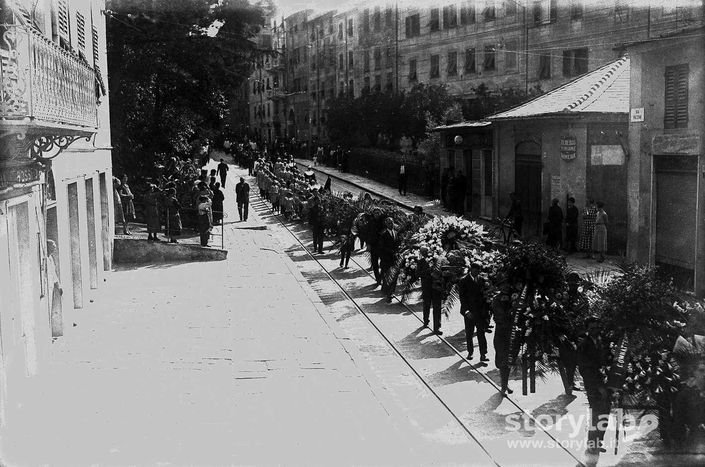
left=316, top=25, right=320, bottom=147
left=395, top=1, right=399, bottom=93
left=344, top=13, right=349, bottom=94
left=522, top=0, right=529, bottom=95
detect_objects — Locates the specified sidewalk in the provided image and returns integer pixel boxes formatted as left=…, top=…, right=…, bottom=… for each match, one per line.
left=294, top=158, right=621, bottom=277
left=0, top=162, right=491, bottom=466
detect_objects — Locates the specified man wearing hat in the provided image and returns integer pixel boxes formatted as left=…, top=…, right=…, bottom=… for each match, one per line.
left=235, top=177, right=250, bottom=221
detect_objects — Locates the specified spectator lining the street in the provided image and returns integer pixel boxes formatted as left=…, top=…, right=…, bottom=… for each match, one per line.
left=546, top=198, right=564, bottom=249
left=143, top=184, right=162, bottom=241
left=164, top=188, right=182, bottom=243
left=271, top=181, right=280, bottom=214
left=592, top=202, right=608, bottom=262
left=580, top=199, right=598, bottom=258
left=113, top=177, right=130, bottom=235
left=209, top=169, right=217, bottom=191
left=398, top=163, right=407, bottom=196
left=197, top=195, right=213, bottom=247
left=212, top=182, right=224, bottom=225
left=565, top=197, right=579, bottom=254
left=119, top=174, right=136, bottom=229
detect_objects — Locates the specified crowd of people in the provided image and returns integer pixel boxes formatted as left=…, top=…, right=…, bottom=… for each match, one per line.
left=112, top=156, right=231, bottom=247
left=500, top=191, right=610, bottom=262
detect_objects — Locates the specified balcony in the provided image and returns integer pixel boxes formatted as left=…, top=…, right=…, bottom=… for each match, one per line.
left=1, top=23, right=98, bottom=170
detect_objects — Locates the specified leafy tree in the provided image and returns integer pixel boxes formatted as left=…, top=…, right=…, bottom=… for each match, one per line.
left=462, top=83, right=543, bottom=121
left=325, top=83, right=454, bottom=148
left=326, top=94, right=361, bottom=147
left=106, top=0, right=267, bottom=179
left=416, top=102, right=463, bottom=169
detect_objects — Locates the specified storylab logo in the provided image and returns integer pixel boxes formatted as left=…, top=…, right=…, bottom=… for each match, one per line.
left=504, top=410, right=658, bottom=444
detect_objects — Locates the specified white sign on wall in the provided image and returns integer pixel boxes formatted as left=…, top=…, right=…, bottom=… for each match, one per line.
left=550, top=175, right=562, bottom=200
left=591, top=145, right=625, bottom=166
left=630, top=108, right=645, bottom=122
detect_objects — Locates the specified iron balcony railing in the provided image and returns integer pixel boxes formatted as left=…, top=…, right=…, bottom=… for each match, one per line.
left=0, top=23, right=98, bottom=130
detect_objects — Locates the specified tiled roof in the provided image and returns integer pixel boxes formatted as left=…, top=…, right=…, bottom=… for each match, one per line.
left=488, top=56, right=630, bottom=120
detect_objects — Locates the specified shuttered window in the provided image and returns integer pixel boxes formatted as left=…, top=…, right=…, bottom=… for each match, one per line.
left=77, top=12, right=86, bottom=51
left=409, top=59, right=417, bottom=83
left=447, top=51, right=457, bottom=76
left=430, top=9, right=440, bottom=32
left=92, top=26, right=99, bottom=64
left=430, top=54, right=439, bottom=78
left=664, top=64, right=689, bottom=129
left=461, top=2, right=476, bottom=25
left=539, top=53, right=551, bottom=79
left=465, top=48, right=476, bottom=73
left=405, top=14, right=420, bottom=38
left=483, top=44, right=495, bottom=71
left=58, top=0, right=70, bottom=43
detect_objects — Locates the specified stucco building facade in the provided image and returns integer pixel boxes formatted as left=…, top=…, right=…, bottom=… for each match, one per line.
left=0, top=0, right=113, bottom=421
left=625, top=27, right=705, bottom=296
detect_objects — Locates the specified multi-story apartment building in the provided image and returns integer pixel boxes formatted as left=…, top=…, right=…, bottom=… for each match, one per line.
left=247, top=1, right=702, bottom=145
left=0, top=0, right=113, bottom=422
left=247, top=22, right=273, bottom=144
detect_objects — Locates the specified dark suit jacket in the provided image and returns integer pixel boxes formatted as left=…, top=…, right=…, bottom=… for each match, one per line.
left=235, top=182, right=250, bottom=203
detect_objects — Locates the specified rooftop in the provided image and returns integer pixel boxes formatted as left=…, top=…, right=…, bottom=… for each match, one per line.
left=488, top=56, right=630, bottom=120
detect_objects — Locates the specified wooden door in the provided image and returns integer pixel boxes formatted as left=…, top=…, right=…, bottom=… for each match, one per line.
left=515, top=142, right=542, bottom=237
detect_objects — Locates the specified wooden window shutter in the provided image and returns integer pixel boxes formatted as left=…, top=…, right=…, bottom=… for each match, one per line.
left=77, top=12, right=86, bottom=51
left=92, top=25, right=99, bottom=64
left=665, top=64, right=689, bottom=129
left=58, top=0, right=70, bottom=43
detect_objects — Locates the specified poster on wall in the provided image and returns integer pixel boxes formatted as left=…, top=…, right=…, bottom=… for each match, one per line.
left=591, top=145, right=625, bottom=165
left=560, top=136, right=577, bottom=160
left=550, top=175, right=562, bottom=201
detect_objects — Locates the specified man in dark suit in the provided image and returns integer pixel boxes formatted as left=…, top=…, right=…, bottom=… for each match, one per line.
left=459, top=262, right=489, bottom=362
left=216, top=158, right=229, bottom=187
left=308, top=194, right=324, bottom=254
left=417, top=247, right=443, bottom=334
left=235, top=177, right=250, bottom=221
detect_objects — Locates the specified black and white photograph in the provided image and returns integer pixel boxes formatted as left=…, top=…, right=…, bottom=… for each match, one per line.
left=0, top=0, right=704, bottom=466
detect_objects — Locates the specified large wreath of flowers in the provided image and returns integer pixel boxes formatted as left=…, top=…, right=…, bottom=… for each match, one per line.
left=591, top=265, right=689, bottom=405
left=487, top=242, right=571, bottom=368
left=396, top=217, right=495, bottom=300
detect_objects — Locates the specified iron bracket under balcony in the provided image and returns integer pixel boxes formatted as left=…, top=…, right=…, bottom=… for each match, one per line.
left=1, top=22, right=98, bottom=184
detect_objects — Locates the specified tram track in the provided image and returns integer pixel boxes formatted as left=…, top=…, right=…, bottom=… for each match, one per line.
left=250, top=194, right=585, bottom=467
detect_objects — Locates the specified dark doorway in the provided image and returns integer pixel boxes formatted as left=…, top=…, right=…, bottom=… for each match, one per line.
left=515, top=141, right=542, bottom=237
left=655, top=155, right=697, bottom=292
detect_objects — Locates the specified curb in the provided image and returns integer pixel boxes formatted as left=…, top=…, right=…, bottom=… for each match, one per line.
left=113, top=237, right=228, bottom=264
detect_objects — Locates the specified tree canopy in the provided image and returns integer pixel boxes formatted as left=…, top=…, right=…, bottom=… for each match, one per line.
left=325, top=83, right=454, bottom=149
left=106, top=0, right=269, bottom=178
